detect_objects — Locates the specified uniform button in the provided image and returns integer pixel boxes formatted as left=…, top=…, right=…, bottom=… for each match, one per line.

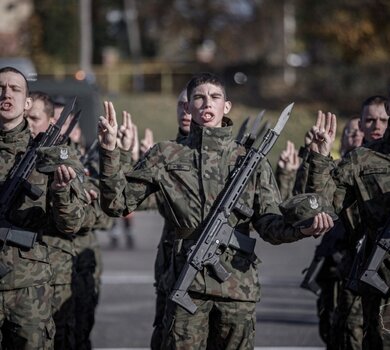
left=203, top=145, right=209, bottom=151
left=204, top=173, right=210, bottom=179
left=205, top=130, right=211, bottom=135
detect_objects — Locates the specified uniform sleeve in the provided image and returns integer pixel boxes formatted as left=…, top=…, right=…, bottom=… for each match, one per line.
left=252, top=160, right=306, bottom=244
left=275, top=165, right=296, bottom=201
left=292, top=152, right=310, bottom=195
left=306, top=151, right=355, bottom=214
left=99, top=145, right=159, bottom=217
left=50, top=176, right=88, bottom=234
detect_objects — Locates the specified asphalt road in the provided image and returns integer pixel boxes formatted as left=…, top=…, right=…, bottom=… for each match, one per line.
left=91, top=210, right=326, bottom=349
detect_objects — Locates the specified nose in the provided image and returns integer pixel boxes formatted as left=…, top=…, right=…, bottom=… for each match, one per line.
left=373, top=118, right=381, bottom=129
left=204, top=95, right=212, bottom=107
left=2, top=84, right=11, bottom=98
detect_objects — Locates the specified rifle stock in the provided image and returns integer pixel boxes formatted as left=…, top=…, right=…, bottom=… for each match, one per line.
left=359, top=227, right=390, bottom=294
left=300, top=256, right=325, bottom=295
left=169, top=103, right=294, bottom=314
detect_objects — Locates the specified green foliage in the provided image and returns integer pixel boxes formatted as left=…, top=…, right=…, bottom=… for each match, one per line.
left=32, top=0, right=79, bottom=64
left=296, top=0, right=390, bottom=64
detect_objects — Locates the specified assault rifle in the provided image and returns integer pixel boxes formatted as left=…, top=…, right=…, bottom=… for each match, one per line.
left=169, top=103, right=294, bottom=314
left=80, top=139, right=99, bottom=166
left=0, top=97, right=77, bottom=253
left=300, top=220, right=345, bottom=295
left=56, top=109, right=82, bottom=145
left=359, top=218, right=390, bottom=294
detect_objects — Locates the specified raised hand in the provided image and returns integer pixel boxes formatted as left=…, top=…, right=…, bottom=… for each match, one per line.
left=98, top=101, right=118, bottom=151
left=51, top=165, right=77, bottom=190
left=309, top=110, right=337, bottom=156
left=117, top=110, right=135, bottom=151
left=277, top=140, right=300, bottom=171
left=140, top=128, right=154, bottom=155
left=131, top=124, right=140, bottom=162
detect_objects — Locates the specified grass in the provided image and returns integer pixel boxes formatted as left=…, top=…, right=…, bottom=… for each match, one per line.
left=104, top=93, right=345, bottom=169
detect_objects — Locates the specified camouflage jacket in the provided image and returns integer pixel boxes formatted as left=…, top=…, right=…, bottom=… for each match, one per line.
left=154, top=128, right=189, bottom=288
left=275, top=166, right=297, bottom=201
left=306, top=128, right=390, bottom=283
left=100, top=118, right=306, bottom=301
left=0, top=119, right=87, bottom=290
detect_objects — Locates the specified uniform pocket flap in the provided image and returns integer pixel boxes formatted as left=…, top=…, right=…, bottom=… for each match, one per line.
left=166, top=164, right=191, bottom=171
left=18, top=244, right=49, bottom=263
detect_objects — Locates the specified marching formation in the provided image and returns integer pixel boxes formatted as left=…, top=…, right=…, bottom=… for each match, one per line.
left=0, top=66, right=389, bottom=350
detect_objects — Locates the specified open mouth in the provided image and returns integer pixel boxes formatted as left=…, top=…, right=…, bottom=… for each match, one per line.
left=201, top=112, right=214, bottom=122
left=0, top=101, right=12, bottom=111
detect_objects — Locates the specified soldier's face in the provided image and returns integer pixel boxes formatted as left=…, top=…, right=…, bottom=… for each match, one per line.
left=176, top=90, right=191, bottom=134
left=186, top=83, right=231, bottom=128
left=360, top=103, right=389, bottom=141
left=26, top=99, right=51, bottom=138
left=343, top=118, right=363, bottom=151
left=0, top=71, right=32, bottom=128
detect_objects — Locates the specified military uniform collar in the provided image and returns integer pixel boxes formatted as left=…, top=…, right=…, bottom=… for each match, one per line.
left=188, top=117, right=234, bottom=151
left=175, top=128, right=188, bottom=143
left=0, top=118, right=30, bottom=144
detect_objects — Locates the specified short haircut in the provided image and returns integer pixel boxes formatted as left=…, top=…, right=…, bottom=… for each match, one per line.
left=30, top=91, right=54, bottom=118
left=0, top=66, right=29, bottom=96
left=360, top=95, right=387, bottom=119
left=186, top=72, right=227, bottom=101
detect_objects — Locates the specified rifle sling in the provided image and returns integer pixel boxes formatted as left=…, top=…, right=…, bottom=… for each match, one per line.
left=175, top=228, right=256, bottom=255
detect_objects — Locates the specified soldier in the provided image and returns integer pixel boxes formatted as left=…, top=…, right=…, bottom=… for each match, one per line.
left=150, top=88, right=191, bottom=349
left=26, top=91, right=80, bottom=349
left=0, top=67, right=86, bottom=349
left=98, top=72, right=334, bottom=349
left=305, top=99, right=390, bottom=349
left=52, top=100, right=111, bottom=350
left=275, top=140, right=300, bottom=201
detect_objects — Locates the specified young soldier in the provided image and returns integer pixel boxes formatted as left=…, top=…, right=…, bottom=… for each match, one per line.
left=0, top=67, right=86, bottom=348
left=306, top=100, right=390, bottom=349
left=98, top=72, right=334, bottom=349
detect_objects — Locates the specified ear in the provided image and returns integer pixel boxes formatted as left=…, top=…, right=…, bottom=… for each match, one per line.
left=224, top=101, right=232, bottom=115
left=24, top=97, right=33, bottom=111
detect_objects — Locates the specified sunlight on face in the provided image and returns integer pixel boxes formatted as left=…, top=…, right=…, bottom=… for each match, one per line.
left=188, top=83, right=231, bottom=128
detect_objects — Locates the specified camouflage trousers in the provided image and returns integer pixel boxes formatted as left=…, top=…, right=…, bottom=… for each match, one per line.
left=332, top=287, right=363, bottom=350
left=162, top=294, right=256, bottom=350
left=0, top=283, right=55, bottom=350
left=52, top=284, right=75, bottom=350
left=317, top=277, right=338, bottom=348
left=73, top=242, right=99, bottom=350
left=362, top=292, right=390, bottom=350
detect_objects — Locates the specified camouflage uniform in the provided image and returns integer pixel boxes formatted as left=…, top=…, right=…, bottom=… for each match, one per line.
left=0, top=119, right=86, bottom=349
left=295, top=146, right=363, bottom=350
left=72, top=140, right=111, bottom=350
left=306, top=127, right=390, bottom=350
left=275, top=165, right=297, bottom=201
left=100, top=118, right=308, bottom=349
left=150, top=128, right=187, bottom=350
left=37, top=143, right=90, bottom=350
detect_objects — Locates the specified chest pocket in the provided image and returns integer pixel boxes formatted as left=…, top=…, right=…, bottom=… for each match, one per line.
left=165, top=163, right=195, bottom=191
left=359, top=167, right=390, bottom=197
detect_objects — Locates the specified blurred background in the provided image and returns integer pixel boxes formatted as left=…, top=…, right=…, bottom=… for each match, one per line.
left=1, top=0, right=390, bottom=165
